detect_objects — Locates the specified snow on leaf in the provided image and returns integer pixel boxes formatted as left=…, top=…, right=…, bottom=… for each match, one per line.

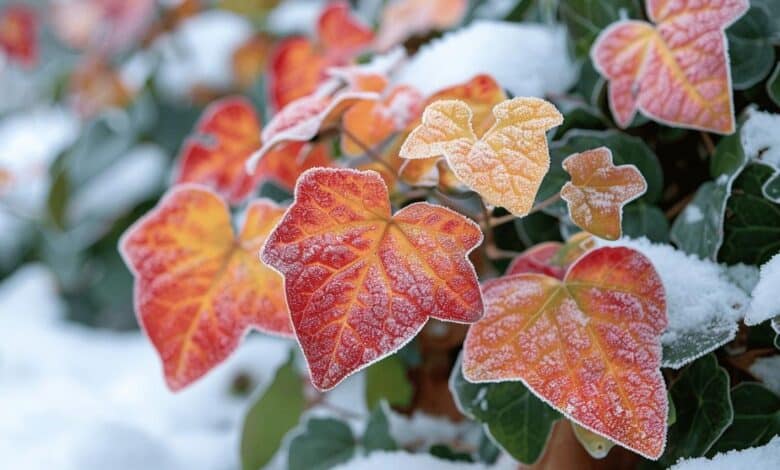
left=740, top=109, right=780, bottom=202
left=399, top=74, right=507, bottom=188
left=176, top=97, right=330, bottom=198
left=260, top=168, right=483, bottom=391
left=341, top=84, right=424, bottom=157
left=374, top=0, right=467, bottom=52
left=591, top=0, right=749, bottom=134
left=245, top=89, right=379, bottom=174
left=463, top=246, right=668, bottom=460
left=268, top=1, right=374, bottom=110
left=0, top=4, right=37, bottom=68
left=670, top=436, right=780, bottom=470
left=400, top=98, right=563, bottom=216
left=119, top=185, right=292, bottom=391
left=560, top=147, right=647, bottom=241
left=745, top=253, right=780, bottom=326
left=602, top=237, right=750, bottom=368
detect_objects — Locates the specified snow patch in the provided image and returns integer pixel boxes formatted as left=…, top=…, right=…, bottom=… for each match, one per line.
left=670, top=436, right=780, bottom=470
left=741, top=109, right=780, bottom=168
left=745, top=253, right=780, bottom=326
left=395, top=21, right=576, bottom=98
left=749, top=356, right=780, bottom=396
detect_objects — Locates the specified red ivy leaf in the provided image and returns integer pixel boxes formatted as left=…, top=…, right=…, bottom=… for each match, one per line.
left=0, top=4, right=37, bottom=68
left=120, top=185, right=292, bottom=391
left=464, top=246, right=668, bottom=459
left=261, top=168, right=484, bottom=390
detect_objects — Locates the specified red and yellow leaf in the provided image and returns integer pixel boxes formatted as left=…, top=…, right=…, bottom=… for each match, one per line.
left=176, top=97, right=265, bottom=204
left=560, top=147, right=647, bottom=241
left=120, top=185, right=292, bottom=391
left=0, top=4, right=37, bottom=68
left=463, top=246, right=668, bottom=459
left=399, top=74, right=507, bottom=188
left=506, top=242, right=566, bottom=279
left=375, top=0, right=467, bottom=51
left=400, top=97, right=563, bottom=215
left=232, top=33, right=273, bottom=89
left=591, top=0, right=749, bottom=134
left=341, top=84, right=424, bottom=157
left=268, top=1, right=373, bottom=110
left=261, top=168, right=484, bottom=390
left=246, top=90, right=378, bottom=173
left=255, top=141, right=333, bottom=192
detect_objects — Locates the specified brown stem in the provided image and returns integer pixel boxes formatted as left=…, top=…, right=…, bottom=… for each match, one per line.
left=487, top=192, right=562, bottom=227
left=340, top=125, right=397, bottom=179
left=700, top=131, right=716, bottom=157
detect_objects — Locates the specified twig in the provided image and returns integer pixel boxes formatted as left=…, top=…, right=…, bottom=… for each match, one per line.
left=340, top=125, right=397, bottom=179
left=487, top=193, right=562, bottom=227
left=700, top=131, right=716, bottom=157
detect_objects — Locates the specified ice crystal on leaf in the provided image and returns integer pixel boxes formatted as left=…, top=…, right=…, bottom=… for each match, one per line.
left=463, top=246, right=668, bottom=460
left=261, top=168, right=484, bottom=391
left=400, top=98, right=563, bottom=216
left=561, top=147, right=647, bottom=241
left=120, top=185, right=291, bottom=391
left=591, top=0, right=749, bottom=134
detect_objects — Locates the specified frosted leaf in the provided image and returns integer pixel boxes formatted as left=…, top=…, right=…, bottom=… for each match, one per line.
left=744, top=253, right=780, bottom=326
left=670, top=436, right=780, bottom=470
left=741, top=109, right=780, bottom=202
left=601, top=238, right=750, bottom=368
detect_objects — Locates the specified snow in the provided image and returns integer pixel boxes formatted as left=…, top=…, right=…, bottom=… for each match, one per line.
left=745, top=253, right=780, bottom=326
left=741, top=109, right=780, bottom=168
left=749, top=356, right=780, bottom=396
left=601, top=238, right=750, bottom=368
left=335, top=451, right=492, bottom=469
left=683, top=205, right=703, bottom=223
left=670, top=436, right=780, bottom=470
left=0, top=264, right=292, bottom=470
left=266, top=0, right=326, bottom=36
left=395, top=21, right=576, bottom=98
left=154, top=11, right=253, bottom=98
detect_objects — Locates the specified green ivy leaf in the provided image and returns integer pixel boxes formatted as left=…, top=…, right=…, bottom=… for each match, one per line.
left=363, top=404, right=397, bottom=453
left=449, top=356, right=559, bottom=464
left=514, top=212, right=563, bottom=248
left=559, top=0, right=642, bottom=57
left=623, top=202, right=669, bottom=243
left=767, top=63, right=780, bottom=108
left=720, top=163, right=780, bottom=265
left=670, top=182, right=729, bottom=260
left=727, top=5, right=777, bottom=90
left=660, top=354, right=733, bottom=465
left=429, top=444, right=474, bottom=462
left=364, top=355, right=413, bottom=411
left=240, top=354, right=305, bottom=470
left=288, top=418, right=356, bottom=470
left=710, top=382, right=780, bottom=455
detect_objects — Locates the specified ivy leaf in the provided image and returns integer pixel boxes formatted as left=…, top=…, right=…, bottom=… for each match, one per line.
left=365, top=355, right=414, bottom=410
left=727, top=5, right=777, bottom=90
left=623, top=202, right=669, bottom=243
left=768, top=63, right=780, bottom=107
left=449, top=355, right=559, bottom=464
left=268, top=1, right=374, bottom=110
left=463, top=246, right=668, bottom=459
left=560, top=146, right=647, bottom=240
left=288, top=417, right=356, bottom=470
left=710, top=382, right=780, bottom=455
left=506, top=242, right=566, bottom=278
left=559, top=0, right=642, bottom=58
left=545, top=130, right=663, bottom=206
left=660, top=354, right=733, bottom=465
left=120, top=185, right=292, bottom=390
left=672, top=132, right=747, bottom=260
left=261, top=168, right=484, bottom=390
left=363, top=404, right=397, bottom=453
left=400, top=98, right=563, bottom=216
left=374, top=0, right=468, bottom=52
left=240, top=354, right=305, bottom=470
left=591, top=0, right=749, bottom=133
left=572, top=422, right=615, bottom=459
left=0, top=4, right=37, bottom=68
left=720, top=163, right=780, bottom=265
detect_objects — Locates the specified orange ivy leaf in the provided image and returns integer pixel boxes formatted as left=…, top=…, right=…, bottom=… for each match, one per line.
left=0, top=4, right=37, bottom=68
left=375, top=0, right=467, bottom=51
left=177, top=97, right=332, bottom=199
left=560, top=147, right=647, bottom=241
left=120, top=185, right=292, bottom=391
left=69, top=57, right=132, bottom=118
left=341, top=84, right=424, bottom=157
left=463, top=246, right=668, bottom=459
left=52, top=0, right=155, bottom=54
left=399, top=74, right=507, bottom=188
left=245, top=89, right=378, bottom=173
left=261, top=168, right=484, bottom=390
left=232, top=33, right=273, bottom=89
left=400, top=97, right=563, bottom=215
left=591, top=0, right=748, bottom=134
left=269, top=1, right=373, bottom=110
